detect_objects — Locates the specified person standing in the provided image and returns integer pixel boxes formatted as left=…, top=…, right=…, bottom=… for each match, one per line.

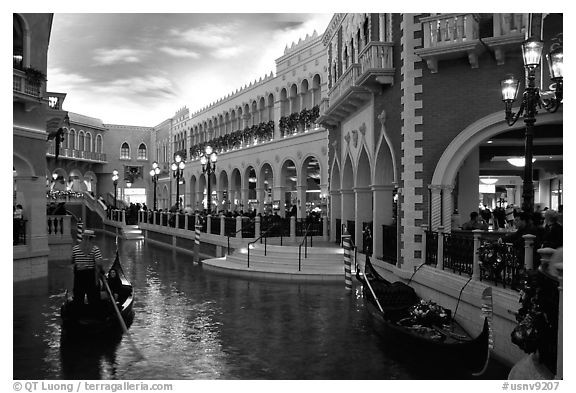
left=71, top=229, right=103, bottom=306
left=13, top=204, right=24, bottom=245
left=541, top=210, right=563, bottom=249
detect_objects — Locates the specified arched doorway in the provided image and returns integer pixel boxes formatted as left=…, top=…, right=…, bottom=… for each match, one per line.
left=280, top=159, right=298, bottom=217
left=258, top=163, right=274, bottom=214
left=244, top=166, right=257, bottom=213
left=431, top=110, right=563, bottom=232
left=218, top=170, right=229, bottom=213
left=301, top=156, right=322, bottom=216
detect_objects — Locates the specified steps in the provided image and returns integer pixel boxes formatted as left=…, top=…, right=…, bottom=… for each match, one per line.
left=202, top=243, right=348, bottom=281
left=122, top=225, right=144, bottom=240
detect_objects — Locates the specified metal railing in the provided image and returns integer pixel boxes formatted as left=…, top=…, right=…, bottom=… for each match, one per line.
left=442, top=231, right=474, bottom=276
left=247, top=224, right=278, bottom=268
left=298, top=224, right=314, bottom=271
left=227, top=219, right=255, bottom=254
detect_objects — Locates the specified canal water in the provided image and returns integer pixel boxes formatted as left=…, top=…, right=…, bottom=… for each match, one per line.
left=13, top=234, right=509, bottom=380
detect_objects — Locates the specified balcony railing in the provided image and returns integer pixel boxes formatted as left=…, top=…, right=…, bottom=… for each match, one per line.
left=493, top=13, right=528, bottom=37
left=359, top=42, right=394, bottom=74
left=421, top=13, right=479, bottom=49
left=13, top=69, right=43, bottom=98
left=47, top=144, right=107, bottom=162
left=328, top=64, right=361, bottom=104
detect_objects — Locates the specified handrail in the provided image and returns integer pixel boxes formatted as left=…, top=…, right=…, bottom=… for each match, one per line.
left=227, top=218, right=255, bottom=255
left=298, top=224, right=313, bottom=271
left=247, top=224, right=278, bottom=268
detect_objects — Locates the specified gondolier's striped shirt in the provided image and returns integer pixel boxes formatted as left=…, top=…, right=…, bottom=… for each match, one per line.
left=72, top=245, right=103, bottom=271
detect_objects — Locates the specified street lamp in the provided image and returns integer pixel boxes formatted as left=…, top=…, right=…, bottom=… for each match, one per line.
left=171, top=154, right=185, bottom=209
left=500, top=36, right=563, bottom=213
left=149, top=161, right=160, bottom=211
left=112, top=169, right=119, bottom=209
left=200, top=145, right=218, bottom=213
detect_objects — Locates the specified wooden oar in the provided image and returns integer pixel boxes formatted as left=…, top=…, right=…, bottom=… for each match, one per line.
left=360, top=261, right=384, bottom=313
left=100, top=272, right=145, bottom=361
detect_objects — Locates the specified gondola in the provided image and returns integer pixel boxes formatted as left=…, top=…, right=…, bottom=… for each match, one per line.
left=356, top=256, right=491, bottom=376
left=61, top=251, right=134, bottom=336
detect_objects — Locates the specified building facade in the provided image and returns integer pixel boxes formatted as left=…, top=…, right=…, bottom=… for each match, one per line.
left=13, top=13, right=58, bottom=280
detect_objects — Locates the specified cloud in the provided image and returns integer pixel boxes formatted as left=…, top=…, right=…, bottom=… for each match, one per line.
left=95, top=75, right=176, bottom=99
left=93, top=48, right=144, bottom=65
left=47, top=67, right=93, bottom=90
left=158, top=46, right=200, bottom=59
left=173, top=23, right=240, bottom=48
left=212, top=46, right=244, bottom=59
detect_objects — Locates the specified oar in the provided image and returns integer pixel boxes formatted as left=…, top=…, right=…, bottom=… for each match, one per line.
left=360, top=259, right=384, bottom=313
left=100, top=272, right=145, bottom=361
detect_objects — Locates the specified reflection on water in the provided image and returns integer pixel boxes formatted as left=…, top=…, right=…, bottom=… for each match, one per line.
left=14, top=234, right=507, bottom=380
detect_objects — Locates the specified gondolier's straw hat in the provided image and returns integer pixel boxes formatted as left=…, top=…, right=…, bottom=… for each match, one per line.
left=82, top=229, right=96, bottom=237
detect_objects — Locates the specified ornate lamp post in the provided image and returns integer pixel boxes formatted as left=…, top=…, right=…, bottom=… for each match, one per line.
left=149, top=161, right=160, bottom=211
left=112, top=169, right=119, bottom=209
left=171, top=154, right=185, bottom=209
left=500, top=36, right=563, bottom=213
left=200, top=145, right=218, bottom=214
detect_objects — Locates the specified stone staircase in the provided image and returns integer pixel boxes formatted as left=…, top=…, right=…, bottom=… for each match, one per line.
left=122, top=225, right=144, bottom=240
left=202, top=242, right=349, bottom=281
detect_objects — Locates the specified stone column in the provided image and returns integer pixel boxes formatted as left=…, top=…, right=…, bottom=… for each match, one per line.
left=256, top=187, right=265, bottom=214
left=241, top=188, right=249, bottom=212
left=330, top=190, right=341, bottom=242
left=207, top=214, right=212, bottom=234
left=472, top=230, right=483, bottom=280
left=255, top=215, right=261, bottom=238
left=506, top=187, right=515, bottom=206
left=296, top=185, right=306, bottom=219
left=372, top=184, right=394, bottom=260
left=436, top=226, right=445, bottom=270
left=442, top=185, right=454, bottom=234
left=429, top=184, right=442, bottom=230
left=274, top=99, right=282, bottom=139
left=274, top=186, right=286, bottom=217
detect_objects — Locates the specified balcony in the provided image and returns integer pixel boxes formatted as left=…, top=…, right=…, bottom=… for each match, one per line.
left=47, top=144, right=107, bottom=163
left=482, top=13, right=528, bottom=65
left=416, top=13, right=528, bottom=73
left=416, top=13, right=482, bottom=73
left=319, top=42, right=394, bottom=125
left=13, top=68, right=45, bottom=111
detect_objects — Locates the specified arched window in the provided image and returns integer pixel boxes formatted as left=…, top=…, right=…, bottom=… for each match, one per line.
left=96, top=134, right=103, bottom=153
left=85, top=132, right=92, bottom=152
left=69, top=129, right=76, bottom=150
left=13, top=15, right=24, bottom=69
left=138, top=143, right=147, bottom=159
left=120, top=142, right=130, bottom=159
left=78, top=131, right=85, bottom=151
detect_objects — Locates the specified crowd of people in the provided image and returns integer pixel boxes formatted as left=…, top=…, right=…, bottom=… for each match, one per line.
left=461, top=204, right=563, bottom=251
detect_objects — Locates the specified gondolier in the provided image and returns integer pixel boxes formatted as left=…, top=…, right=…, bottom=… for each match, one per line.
left=71, top=229, right=103, bottom=306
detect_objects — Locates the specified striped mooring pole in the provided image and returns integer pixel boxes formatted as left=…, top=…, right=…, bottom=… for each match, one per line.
left=76, top=219, right=83, bottom=243
left=343, top=235, right=352, bottom=290
left=194, top=219, right=201, bottom=264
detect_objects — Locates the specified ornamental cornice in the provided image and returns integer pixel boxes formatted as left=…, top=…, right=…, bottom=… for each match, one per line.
left=322, top=13, right=346, bottom=45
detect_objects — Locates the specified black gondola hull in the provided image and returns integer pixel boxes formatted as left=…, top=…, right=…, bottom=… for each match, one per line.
left=364, top=298, right=490, bottom=375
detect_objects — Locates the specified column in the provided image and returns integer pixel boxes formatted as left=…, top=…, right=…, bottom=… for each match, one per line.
left=429, top=184, right=442, bottom=230
left=372, top=185, right=394, bottom=260
left=274, top=99, right=282, bottom=140
left=340, top=189, right=355, bottom=224
left=256, top=187, right=265, bottom=214
left=330, top=190, right=341, bottom=243
left=296, top=185, right=306, bottom=219
left=274, top=186, right=286, bottom=217
left=241, top=188, right=249, bottom=212
left=216, top=190, right=224, bottom=213
left=506, top=187, right=515, bottom=206
left=442, top=185, right=454, bottom=234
